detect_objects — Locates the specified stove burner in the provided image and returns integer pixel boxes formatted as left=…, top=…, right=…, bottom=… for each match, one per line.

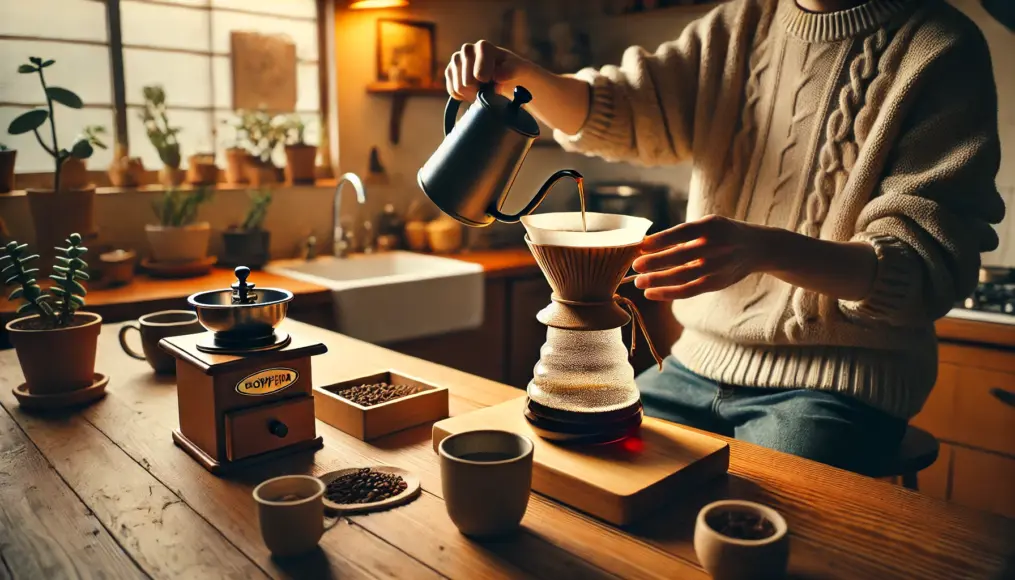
left=958, top=267, right=1015, bottom=315
left=195, top=330, right=292, bottom=355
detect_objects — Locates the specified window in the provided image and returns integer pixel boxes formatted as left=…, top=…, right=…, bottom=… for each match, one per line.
left=0, top=0, right=322, bottom=174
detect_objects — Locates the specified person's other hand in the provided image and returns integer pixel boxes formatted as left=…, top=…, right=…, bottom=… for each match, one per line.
left=632, top=215, right=770, bottom=300
left=445, top=41, right=532, bottom=102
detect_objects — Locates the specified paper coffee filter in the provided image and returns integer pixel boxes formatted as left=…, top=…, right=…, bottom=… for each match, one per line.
left=520, top=212, right=653, bottom=247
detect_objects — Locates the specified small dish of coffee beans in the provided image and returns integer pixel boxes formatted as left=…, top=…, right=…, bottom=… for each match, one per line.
left=705, top=509, right=777, bottom=540
left=319, top=465, right=421, bottom=514
left=335, top=382, right=424, bottom=407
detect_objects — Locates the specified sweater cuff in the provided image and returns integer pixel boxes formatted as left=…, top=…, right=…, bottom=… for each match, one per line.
left=839, top=233, right=922, bottom=322
left=552, top=72, right=625, bottom=152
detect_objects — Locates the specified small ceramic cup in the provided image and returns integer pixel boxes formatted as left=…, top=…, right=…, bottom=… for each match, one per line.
left=693, top=500, right=789, bottom=580
left=118, top=310, right=203, bottom=373
left=253, top=475, right=326, bottom=557
left=439, top=429, right=534, bottom=537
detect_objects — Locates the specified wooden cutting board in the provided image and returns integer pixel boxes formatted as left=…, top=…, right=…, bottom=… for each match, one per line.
left=432, top=397, right=729, bottom=526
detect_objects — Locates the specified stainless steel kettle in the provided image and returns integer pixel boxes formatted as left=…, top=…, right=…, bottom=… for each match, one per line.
left=417, top=84, right=581, bottom=227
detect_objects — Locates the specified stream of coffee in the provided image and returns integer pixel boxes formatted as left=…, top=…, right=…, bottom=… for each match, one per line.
left=577, top=176, right=587, bottom=232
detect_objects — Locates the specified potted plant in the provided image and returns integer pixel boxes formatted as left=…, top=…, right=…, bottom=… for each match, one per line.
left=283, top=114, right=317, bottom=185
left=187, top=153, right=219, bottom=185
left=222, top=189, right=273, bottom=269
left=221, top=118, right=248, bottom=186
left=140, top=85, right=184, bottom=187
left=145, top=187, right=213, bottom=263
left=8, top=57, right=102, bottom=270
left=237, top=109, right=285, bottom=187
left=2, top=234, right=102, bottom=395
left=0, top=143, right=15, bottom=193
left=108, top=142, right=145, bottom=188
left=61, top=125, right=107, bottom=190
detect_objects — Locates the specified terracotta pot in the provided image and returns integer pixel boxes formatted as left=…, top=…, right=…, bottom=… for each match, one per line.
left=244, top=156, right=282, bottom=187
left=222, top=229, right=270, bottom=269
left=108, top=156, right=145, bottom=187
left=693, top=500, right=789, bottom=580
left=0, top=149, right=16, bottom=193
left=159, top=166, right=186, bottom=187
left=60, top=157, right=90, bottom=191
left=284, top=145, right=318, bottom=185
left=7, top=312, right=102, bottom=395
left=27, top=187, right=97, bottom=271
left=187, top=154, right=219, bottom=186
left=145, top=222, right=211, bottom=263
left=225, top=148, right=248, bottom=185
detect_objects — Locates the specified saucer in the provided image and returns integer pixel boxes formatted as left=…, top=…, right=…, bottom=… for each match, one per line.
left=142, top=256, right=217, bottom=278
left=13, top=373, right=109, bottom=410
left=319, top=466, right=421, bottom=514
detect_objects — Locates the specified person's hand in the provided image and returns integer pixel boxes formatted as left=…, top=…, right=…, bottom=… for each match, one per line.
left=445, top=41, right=532, bottom=102
left=632, top=215, right=771, bottom=301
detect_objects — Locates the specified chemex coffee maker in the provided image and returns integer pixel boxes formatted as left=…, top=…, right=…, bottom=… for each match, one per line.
left=160, top=266, right=326, bottom=473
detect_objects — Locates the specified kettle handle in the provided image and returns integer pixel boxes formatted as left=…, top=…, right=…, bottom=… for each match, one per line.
left=443, top=83, right=497, bottom=136
left=490, top=169, right=583, bottom=223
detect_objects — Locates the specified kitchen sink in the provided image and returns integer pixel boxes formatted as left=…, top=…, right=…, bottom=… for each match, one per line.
left=266, top=251, right=484, bottom=345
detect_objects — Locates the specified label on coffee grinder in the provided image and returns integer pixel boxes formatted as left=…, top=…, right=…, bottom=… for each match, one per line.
left=236, top=368, right=299, bottom=396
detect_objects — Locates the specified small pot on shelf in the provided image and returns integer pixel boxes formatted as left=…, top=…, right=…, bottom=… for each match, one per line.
left=108, top=152, right=145, bottom=188
left=284, top=144, right=317, bottom=184
left=98, top=249, right=137, bottom=287
left=27, top=187, right=97, bottom=270
left=145, top=222, right=211, bottom=263
left=159, top=165, right=186, bottom=187
left=244, top=156, right=281, bottom=187
left=222, top=228, right=270, bottom=269
left=0, top=148, right=16, bottom=193
left=187, top=153, right=219, bottom=186
left=7, top=312, right=102, bottom=395
left=224, top=147, right=248, bottom=185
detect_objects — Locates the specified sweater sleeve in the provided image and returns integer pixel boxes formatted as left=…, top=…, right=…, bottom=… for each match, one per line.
left=551, top=7, right=731, bottom=166
left=839, top=32, right=1005, bottom=325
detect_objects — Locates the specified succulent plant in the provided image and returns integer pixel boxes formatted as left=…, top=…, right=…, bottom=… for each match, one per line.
left=140, top=85, right=182, bottom=169
left=241, top=189, right=273, bottom=231
left=151, top=187, right=213, bottom=227
left=0, top=143, right=9, bottom=152
left=284, top=114, right=310, bottom=146
left=7, top=58, right=97, bottom=192
left=235, top=109, right=287, bottom=165
left=1, top=234, right=89, bottom=327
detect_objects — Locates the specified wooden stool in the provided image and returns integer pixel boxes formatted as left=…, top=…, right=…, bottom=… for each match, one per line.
left=885, top=425, right=940, bottom=490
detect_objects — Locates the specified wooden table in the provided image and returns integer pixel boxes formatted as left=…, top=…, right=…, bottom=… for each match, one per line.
left=1, top=320, right=1012, bottom=579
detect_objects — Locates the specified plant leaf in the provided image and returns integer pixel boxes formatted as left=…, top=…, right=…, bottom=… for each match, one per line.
left=4, top=274, right=19, bottom=285
left=46, top=87, right=83, bottom=109
left=68, top=258, right=86, bottom=269
left=41, top=59, right=55, bottom=67
left=68, top=279, right=86, bottom=294
left=29, top=57, right=42, bottom=65
left=16, top=303, right=37, bottom=315
left=18, top=64, right=36, bottom=74
left=55, top=256, right=71, bottom=264
left=8, top=287, right=23, bottom=301
left=70, top=294, right=85, bottom=305
left=73, top=270, right=90, bottom=280
left=7, top=109, right=48, bottom=135
left=53, top=265, right=69, bottom=273
left=70, top=139, right=93, bottom=159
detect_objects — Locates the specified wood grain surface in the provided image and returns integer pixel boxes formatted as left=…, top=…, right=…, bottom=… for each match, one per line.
left=0, top=319, right=1013, bottom=579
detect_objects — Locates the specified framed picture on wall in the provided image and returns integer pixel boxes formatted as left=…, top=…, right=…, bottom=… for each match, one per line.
left=376, top=19, right=436, bottom=86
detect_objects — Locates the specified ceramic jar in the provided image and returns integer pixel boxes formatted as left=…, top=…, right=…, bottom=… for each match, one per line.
left=693, top=500, right=789, bottom=580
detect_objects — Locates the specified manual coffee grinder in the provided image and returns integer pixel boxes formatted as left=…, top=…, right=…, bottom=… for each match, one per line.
left=160, top=266, right=326, bottom=474
left=520, top=212, right=662, bottom=444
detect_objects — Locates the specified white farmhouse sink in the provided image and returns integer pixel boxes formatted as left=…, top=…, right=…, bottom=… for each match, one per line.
left=266, top=251, right=484, bottom=345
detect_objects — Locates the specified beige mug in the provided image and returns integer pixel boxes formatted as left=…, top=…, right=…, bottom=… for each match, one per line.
left=439, top=429, right=534, bottom=537
left=253, top=475, right=326, bottom=557
left=118, top=310, right=203, bottom=373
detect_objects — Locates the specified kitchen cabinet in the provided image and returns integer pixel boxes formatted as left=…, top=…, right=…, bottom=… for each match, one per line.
left=911, top=340, right=1015, bottom=519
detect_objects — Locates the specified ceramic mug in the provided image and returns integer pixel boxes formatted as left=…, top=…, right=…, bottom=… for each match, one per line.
left=253, top=475, right=326, bottom=557
left=439, top=429, right=534, bottom=537
left=118, top=310, right=203, bottom=373
left=693, top=500, right=790, bottom=580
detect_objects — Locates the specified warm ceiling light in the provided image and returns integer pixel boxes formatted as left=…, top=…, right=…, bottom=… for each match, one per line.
left=348, top=0, right=409, bottom=8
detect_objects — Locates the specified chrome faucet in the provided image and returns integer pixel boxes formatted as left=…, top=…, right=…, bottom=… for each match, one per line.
left=333, top=172, right=368, bottom=258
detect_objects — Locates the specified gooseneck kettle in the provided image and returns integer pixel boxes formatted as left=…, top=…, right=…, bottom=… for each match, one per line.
left=418, top=84, right=581, bottom=227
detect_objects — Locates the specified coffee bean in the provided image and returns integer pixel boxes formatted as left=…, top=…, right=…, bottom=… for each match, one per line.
left=335, top=382, right=424, bottom=407
left=325, top=468, right=409, bottom=505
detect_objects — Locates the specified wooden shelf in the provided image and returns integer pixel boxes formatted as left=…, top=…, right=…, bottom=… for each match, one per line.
left=366, top=82, right=448, bottom=144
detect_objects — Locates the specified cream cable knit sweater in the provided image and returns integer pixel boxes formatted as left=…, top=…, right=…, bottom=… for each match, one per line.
left=555, top=0, right=1005, bottom=418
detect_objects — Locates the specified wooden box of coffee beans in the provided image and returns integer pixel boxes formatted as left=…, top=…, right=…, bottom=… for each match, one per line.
left=314, top=370, right=449, bottom=440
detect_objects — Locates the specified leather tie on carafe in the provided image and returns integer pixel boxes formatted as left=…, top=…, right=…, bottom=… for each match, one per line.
left=549, top=293, right=664, bottom=370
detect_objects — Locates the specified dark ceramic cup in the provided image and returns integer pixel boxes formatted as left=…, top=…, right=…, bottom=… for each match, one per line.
left=118, top=310, right=203, bottom=373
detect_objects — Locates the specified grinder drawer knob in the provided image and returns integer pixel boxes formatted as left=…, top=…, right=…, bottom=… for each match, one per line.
left=268, top=419, right=289, bottom=438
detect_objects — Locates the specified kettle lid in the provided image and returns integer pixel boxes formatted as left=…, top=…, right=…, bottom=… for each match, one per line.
left=478, top=85, right=540, bottom=138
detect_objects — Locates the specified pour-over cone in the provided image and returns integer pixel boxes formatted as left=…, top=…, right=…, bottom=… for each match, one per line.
left=526, top=238, right=641, bottom=330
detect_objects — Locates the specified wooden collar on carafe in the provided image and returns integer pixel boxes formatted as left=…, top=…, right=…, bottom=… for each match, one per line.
left=550, top=293, right=664, bottom=370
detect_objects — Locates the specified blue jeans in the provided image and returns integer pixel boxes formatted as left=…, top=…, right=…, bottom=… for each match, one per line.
left=636, top=357, right=907, bottom=476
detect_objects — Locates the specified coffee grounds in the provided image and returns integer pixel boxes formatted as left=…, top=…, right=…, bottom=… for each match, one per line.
left=706, top=509, right=776, bottom=540
left=325, top=468, right=408, bottom=505
left=335, top=382, right=423, bottom=407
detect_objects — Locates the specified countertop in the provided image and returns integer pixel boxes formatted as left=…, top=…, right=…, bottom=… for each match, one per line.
left=938, top=312, right=1015, bottom=351
left=0, top=319, right=1011, bottom=579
